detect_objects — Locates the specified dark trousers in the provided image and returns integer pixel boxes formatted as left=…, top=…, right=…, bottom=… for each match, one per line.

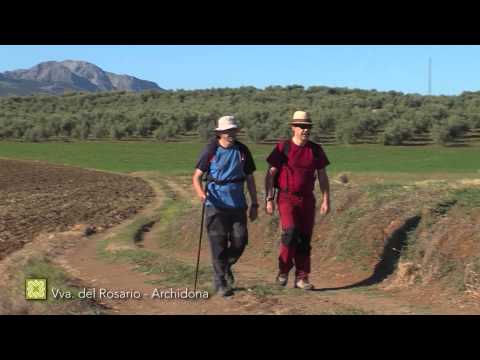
left=277, top=192, right=316, bottom=280
left=205, top=206, right=248, bottom=288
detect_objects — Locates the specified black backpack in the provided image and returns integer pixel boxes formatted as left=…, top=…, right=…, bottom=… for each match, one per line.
left=272, top=140, right=321, bottom=191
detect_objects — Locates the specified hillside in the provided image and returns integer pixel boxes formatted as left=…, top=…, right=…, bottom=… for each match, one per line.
left=0, top=60, right=163, bottom=95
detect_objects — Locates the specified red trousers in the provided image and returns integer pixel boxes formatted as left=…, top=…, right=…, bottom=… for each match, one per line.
left=277, top=192, right=315, bottom=280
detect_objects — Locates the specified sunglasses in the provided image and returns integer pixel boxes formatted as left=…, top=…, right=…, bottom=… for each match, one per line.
left=219, top=128, right=238, bottom=133
left=293, top=124, right=312, bottom=130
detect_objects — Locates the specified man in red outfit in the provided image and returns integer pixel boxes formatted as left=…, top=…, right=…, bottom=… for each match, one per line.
left=264, top=111, right=331, bottom=290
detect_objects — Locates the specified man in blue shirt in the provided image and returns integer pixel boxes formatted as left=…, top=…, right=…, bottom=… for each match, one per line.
left=192, top=115, right=259, bottom=297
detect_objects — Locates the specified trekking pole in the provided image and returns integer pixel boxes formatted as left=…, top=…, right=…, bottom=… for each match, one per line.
left=193, top=177, right=208, bottom=292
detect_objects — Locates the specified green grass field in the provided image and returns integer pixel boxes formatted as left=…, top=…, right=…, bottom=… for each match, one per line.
left=0, top=141, right=479, bottom=176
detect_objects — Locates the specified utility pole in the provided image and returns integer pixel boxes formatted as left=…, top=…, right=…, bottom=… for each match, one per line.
left=428, top=57, right=432, bottom=95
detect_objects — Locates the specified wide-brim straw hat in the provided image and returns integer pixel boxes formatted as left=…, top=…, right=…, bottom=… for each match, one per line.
left=215, top=115, right=239, bottom=131
left=291, top=111, right=312, bottom=125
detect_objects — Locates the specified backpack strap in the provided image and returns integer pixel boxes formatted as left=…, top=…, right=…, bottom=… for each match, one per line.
left=201, top=138, right=218, bottom=182
left=273, top=140, right=291, bottom=192
left=283, top=140, right=289, bottom=192
left=206, top=137, right=218, bottom=164
left=235, top=141, right=248, bottom=163
left=207, top=177, right=246, bottom=185
left=281, top=140, right=290, bottom=161
left=309, top=141, right=322, bottom=182
left=310, top=141, right=320, bottom=160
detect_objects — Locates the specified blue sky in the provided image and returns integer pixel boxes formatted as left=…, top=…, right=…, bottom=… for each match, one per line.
left=0, top=45, right=479, bottom=95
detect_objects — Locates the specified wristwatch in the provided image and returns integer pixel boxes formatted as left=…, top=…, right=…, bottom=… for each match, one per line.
left=265, top=196, right=274, bottom=202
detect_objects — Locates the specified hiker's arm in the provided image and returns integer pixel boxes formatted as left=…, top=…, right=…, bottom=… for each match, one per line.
left=192, top=168, right=207, bottom=203
left=246, top=174, right=258, bottom=205
left=246, top=174, right=258, bottom=221
left=265, top=166, right=277, bottom=200
left=264, top=167, right=277, bottom=215
left=317, top=168, right=330, bottom=215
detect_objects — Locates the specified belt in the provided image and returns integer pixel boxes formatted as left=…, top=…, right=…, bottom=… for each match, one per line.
left=279, top=189, right=312, bottom=197
left=206, top=177, right=246, bottom=185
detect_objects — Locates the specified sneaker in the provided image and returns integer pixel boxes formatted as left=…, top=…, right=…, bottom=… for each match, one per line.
left=294, top=278, right=314, bottom=290
left=276, top=273, right=288, bottom=287
left=226, top=267, right=235, bottom=288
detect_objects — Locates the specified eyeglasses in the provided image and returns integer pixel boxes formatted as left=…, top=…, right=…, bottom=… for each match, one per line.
left=293, top=124, right=312, bottom=130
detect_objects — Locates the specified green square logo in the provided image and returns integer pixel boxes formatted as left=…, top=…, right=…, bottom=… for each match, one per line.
left=25, top=279, right=47, bottom=300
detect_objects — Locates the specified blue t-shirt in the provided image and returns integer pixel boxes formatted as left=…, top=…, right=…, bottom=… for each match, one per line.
left=196, top=141, right=256, bottom=209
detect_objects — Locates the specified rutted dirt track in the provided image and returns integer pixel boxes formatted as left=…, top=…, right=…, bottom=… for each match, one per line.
left=57, top=173, right=480, bottom=315
left=1, top=159, right=480, bottom=314
left=0, top=158, right=155, bottom=260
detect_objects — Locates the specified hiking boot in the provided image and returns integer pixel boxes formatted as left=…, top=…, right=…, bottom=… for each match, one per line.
left=226, top=267, right=235, bottom=288
left=276, top=273, right=288, bottom=287
left=294, top=278, right=314, bottom=290
left=216, top=285, right=234, bottom=297
left=213, top=279, right=234, bottom=297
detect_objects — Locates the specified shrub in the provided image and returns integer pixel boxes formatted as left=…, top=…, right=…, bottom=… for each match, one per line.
left=382, top=120, right=414, bottom=145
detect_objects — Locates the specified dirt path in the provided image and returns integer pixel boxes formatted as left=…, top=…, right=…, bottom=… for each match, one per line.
left=56, top=173, right=480, bottom=315
left=56, top=173, right=262, bottom=314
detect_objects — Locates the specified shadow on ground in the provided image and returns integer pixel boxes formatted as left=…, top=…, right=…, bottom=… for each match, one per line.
left=313, top=215, right=422, bottom=292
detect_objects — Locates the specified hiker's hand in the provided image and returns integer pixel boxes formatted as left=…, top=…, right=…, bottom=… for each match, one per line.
left=199, top=192, right=207, bottom=203
left=320, top=199, right=330, bottom=215
left=249, top=205, right=258, bottom=222
left=265, top=200, right=275, bottom=215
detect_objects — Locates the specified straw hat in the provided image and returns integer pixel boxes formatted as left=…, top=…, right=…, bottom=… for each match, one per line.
left=291, top=111, right=312, bottom=125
